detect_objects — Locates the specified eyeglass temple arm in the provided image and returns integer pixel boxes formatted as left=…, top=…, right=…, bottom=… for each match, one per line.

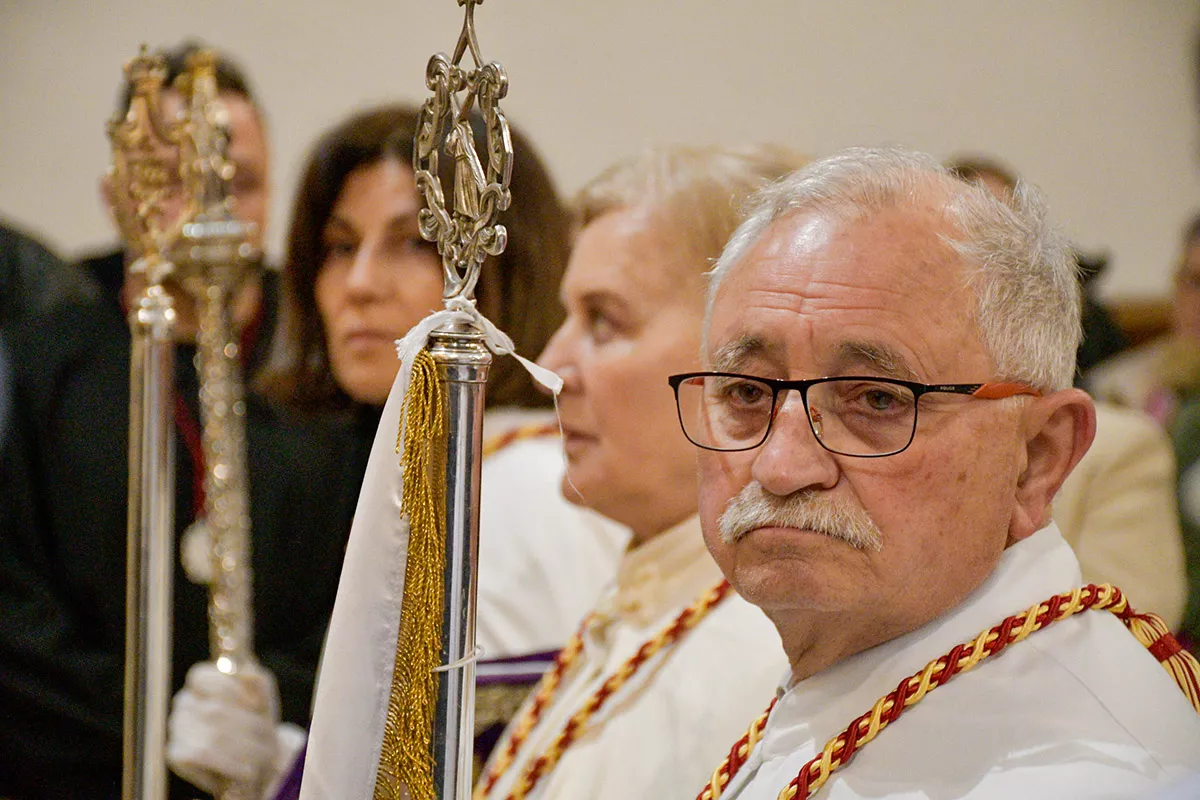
left=970, top=382, right=1042, bottom=399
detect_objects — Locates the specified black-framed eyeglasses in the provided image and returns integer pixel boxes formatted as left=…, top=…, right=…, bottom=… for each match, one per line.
left=668, top=372, right=1042, bottom=458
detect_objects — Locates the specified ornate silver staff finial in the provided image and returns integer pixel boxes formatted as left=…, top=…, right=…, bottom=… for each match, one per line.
left=414, top=0, right=514, bottom=302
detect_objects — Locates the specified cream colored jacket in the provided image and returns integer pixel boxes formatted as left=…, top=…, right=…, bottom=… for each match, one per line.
left=1053, top=401, right=1186, bottom=629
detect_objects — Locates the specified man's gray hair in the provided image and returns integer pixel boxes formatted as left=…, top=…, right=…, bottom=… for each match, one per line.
left=707, top=147, right=1082, bottom=391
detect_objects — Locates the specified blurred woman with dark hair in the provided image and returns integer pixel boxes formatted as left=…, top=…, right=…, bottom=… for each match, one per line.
left=259, top=104, right=569, bottom=413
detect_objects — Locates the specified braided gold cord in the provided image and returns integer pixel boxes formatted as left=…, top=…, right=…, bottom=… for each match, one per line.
left=698, top=583, right=1200, bottom=800
left=478, top=580, right=733, bottom=799
left=475, top=626, right=588, bottom=798
left=375, top=351, right=447, bottom=800
left=701, top=699, right=777, bottom=800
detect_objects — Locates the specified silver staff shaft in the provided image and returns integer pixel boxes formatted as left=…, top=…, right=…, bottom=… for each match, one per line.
left=175, top=46, right=262, bottom=799
left=123, top=283, right=177, bottom=800
left=194, top=273, right=255, bottom=670
left=428, top=323, right=492, bottom=800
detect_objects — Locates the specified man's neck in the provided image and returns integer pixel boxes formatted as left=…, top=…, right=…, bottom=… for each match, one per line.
left=770, top=608, right=916, bottom=684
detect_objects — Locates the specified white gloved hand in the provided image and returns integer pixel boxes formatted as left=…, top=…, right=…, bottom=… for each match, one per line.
left=167, top=660, right=286, bottom=796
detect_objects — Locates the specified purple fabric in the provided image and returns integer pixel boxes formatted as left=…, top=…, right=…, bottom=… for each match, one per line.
left=476, top=648, right=559, bottom=687
left=272, top=745, right=306, bottom=800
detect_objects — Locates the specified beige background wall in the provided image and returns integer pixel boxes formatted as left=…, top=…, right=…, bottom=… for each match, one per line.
left=1, top=0, right=1198, bottom=299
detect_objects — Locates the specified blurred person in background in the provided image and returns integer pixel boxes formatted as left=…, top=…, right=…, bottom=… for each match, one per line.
left=0, top=42, right=357, bottom=800
left=1089, top=213, right=1200, bottom=425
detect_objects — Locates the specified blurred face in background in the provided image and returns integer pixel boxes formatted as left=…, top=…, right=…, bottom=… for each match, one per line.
left=538, top=206, right=705, bottom=543
left=217, top=92, right=270, bottom=250
left=314, top=158, right=444, bottom=405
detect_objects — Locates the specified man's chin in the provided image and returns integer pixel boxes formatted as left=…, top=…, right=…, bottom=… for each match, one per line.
left=731, top=556, right=863, bottom=618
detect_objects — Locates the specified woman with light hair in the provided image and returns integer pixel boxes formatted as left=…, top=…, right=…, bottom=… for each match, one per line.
left=477, top=143, right=805, bottom=800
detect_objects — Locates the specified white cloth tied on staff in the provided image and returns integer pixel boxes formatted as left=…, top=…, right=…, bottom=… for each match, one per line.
left=299, top=299, right=561, bottom=800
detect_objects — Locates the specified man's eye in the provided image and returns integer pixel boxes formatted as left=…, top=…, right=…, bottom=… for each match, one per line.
left=845, top=384, right=913, bottom=415
left=229, top=173, right=261, bottom=195
left=715, top=379, right=768, bottom=408
left=863, top=389, right=898, bottom=411
left=728, top=381, right=766, bottom=406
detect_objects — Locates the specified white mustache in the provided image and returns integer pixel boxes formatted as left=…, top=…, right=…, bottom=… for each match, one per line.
left=717, top=480, right=883, bottom=552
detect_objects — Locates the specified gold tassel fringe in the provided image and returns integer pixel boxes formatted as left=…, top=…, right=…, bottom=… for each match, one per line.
left=1119, top=607, right=1200, bottom=714
left=375, top=350, right=447, bottom=800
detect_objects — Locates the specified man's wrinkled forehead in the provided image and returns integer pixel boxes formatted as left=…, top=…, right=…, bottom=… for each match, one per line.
left=703, top=200, right=977, bottom=379
left=708, top=332, right=921, bottom=381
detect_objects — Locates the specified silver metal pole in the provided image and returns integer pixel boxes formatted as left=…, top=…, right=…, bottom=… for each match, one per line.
left=428, top=324, right=492, bottom=800
left=108, top=48, right=185, bottom=800
left=123, top=283, right=177, bottom=800
left=410, top=3, right=512, bottom=795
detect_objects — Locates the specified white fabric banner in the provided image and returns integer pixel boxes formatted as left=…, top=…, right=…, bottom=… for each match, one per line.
left=299, top=301, right=560, bottom=800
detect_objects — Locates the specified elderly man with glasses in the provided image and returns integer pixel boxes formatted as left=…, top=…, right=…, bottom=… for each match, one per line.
left=676, top=148, right=1200, bottom=799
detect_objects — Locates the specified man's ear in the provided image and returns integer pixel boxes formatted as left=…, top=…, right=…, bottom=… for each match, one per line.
left=1009, top=388, right=1096, bottom=545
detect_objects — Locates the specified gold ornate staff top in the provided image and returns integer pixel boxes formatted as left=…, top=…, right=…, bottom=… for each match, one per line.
left=176, top=50, right=237, bottom=222
left=414, top=0, right=514, bottom=302
left=107, top=46, right=192, bottom=287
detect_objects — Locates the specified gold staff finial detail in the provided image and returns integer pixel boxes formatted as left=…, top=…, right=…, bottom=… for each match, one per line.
left=107, top=45, right=188, bottom=286
left=176, top=49, right=237, bottom=221
left=414, top=0, right=514, bottom=302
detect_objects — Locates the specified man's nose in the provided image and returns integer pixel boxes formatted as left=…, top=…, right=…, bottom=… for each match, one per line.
left=750, top=391, right=839, bottom=496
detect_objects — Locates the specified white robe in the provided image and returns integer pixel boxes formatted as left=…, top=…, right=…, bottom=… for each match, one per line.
left=480, top=515, right=787, bottom=800
left=721, top=523, right=1200, bottom=800
left=478, top=409, right=630, bottom=658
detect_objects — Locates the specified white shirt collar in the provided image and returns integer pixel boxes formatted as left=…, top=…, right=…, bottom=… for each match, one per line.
left=762, top=523, right=1081, bottom=759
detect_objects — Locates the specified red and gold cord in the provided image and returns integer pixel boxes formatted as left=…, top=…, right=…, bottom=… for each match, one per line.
left=482, top=421, right=560, bottom=458
left=477, top=579, right=734, bottom=799
left=698, top=583, right=1200, bottom=800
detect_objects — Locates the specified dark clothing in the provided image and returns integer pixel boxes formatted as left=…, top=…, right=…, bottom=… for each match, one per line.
left=76, top=247, right=278, bottom=373
left=0, top=223, right=98, bottom=448
left=0, top=253, right=360, bottom=799
left=0, top=222, right=98, bottom=330
left=1078, top=293, right=1130, bottom=381
left=1170, top=401, right=1200, bottom=655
